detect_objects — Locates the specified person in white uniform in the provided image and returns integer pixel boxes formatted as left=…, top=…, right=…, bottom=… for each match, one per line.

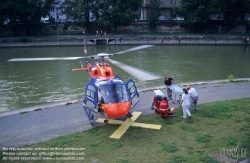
left=186, top=86, right=198, bottom=111
left=180, top=88, right=191, bottom=119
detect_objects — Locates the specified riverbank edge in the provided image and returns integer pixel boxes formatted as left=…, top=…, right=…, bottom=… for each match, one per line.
left=0, top=35, right=250, bottom=47
left=1, top=78, right=250, bottom=118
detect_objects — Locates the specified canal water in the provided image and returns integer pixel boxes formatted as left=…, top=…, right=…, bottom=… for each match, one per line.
left=0, top=45, right=250, bottom=112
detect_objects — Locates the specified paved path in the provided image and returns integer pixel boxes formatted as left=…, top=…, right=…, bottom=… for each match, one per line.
left=1, top=79, right=250, bottom=150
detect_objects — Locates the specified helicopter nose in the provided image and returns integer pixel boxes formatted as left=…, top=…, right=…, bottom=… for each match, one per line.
left=104, top=102, right=131, bottom=117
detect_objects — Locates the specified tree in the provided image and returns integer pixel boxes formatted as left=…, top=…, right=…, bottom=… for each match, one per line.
left=173, top=0, right=213, bottom=32
left=174, top=0, right=250, bottom=31
left=148, top=0, right=161, bottom=32
left=0, top=0, right=8, bottom=27
left=0, top=0, right=54, bottom=36
left=97, top=0, right=142, bottom=33
left=211, top=0, right=250, bottom=29
left=60, top=0, right=102, bottom=33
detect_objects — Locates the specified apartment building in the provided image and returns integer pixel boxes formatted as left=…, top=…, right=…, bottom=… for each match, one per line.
left=140, top=0, right=182, bottom=21
left=41, top=0, right=71, bottom=23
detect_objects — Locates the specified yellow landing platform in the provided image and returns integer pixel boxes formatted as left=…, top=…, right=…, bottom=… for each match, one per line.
left=95, top=111, right=162, bottom=139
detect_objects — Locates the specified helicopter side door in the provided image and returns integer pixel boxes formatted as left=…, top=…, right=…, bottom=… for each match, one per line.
left=84, top=81, right=98, bottom=106
left=126, top=78, right=140, bottom=109
left=83, top=81, right=99, bottom=122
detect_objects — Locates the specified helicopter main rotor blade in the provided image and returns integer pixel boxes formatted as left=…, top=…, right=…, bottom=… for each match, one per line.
left=112, top=45, right=154, bottom=55
left=8, top=57, right=86, bottom=62
left=108, top=59, right=161, bottom=81
left=8, top=45, right=154, bottom=62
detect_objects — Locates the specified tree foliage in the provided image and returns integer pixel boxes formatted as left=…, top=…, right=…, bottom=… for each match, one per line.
left=0, top=0, right=54, bottom=36
left=211, top=0, right=250, bottom=28
left=61, top=0, right=142, bottom=33
left=97, top=0, right=142, bottom=33
left=173, top=0, right=214, bottom=31
left=60, top=0, right=102, bottom=33
left=174, top=0, right=250, bottom=31
left=148, top=0, right=161, bottom=32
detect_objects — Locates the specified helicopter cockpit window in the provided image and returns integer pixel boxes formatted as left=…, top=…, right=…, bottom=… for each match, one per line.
left=99, top=84, right=129, bottom=104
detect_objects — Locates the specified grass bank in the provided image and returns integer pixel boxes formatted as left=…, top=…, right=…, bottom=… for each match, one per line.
left=1, top=98, right=250, bottom=163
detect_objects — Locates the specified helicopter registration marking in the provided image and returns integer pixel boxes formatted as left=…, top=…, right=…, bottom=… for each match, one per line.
left=95, top=111, right=161, bottom=139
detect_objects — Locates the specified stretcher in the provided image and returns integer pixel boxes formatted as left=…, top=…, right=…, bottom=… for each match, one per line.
left=168, top=84, right=183, bottom=103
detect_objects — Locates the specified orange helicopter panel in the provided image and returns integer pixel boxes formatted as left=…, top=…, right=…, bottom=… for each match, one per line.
left=102, top=101, right=131, bottom=118
left=90, top=63, right=115, bottom=79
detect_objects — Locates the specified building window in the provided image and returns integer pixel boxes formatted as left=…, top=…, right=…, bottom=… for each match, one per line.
left=172, top=0, right=177, bottom=5
left=161, top=0, right=165, bottom=5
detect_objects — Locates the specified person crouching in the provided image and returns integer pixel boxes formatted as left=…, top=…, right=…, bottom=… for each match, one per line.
left=151, top=89, right=165, bottom=110
left=155, top=96, right=175, bottom=119
left=156, top=96, right=170, bottom=118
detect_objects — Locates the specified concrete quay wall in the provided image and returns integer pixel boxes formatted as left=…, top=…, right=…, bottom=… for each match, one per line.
left=0, top=35, right=249, bottom=47
left=108, top=36, right=248, bottom=45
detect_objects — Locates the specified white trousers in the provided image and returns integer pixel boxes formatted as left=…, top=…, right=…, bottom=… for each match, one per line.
left=182, top=105, right=191, bottom=118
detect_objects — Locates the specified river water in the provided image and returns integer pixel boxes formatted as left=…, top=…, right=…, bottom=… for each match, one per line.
left=0, top=45, right=250, bottom=112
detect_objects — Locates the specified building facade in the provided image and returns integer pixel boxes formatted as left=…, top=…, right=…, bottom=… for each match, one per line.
left=140, top=0, right=182, bottom=21
left=41, top=0, right=71, bottom=23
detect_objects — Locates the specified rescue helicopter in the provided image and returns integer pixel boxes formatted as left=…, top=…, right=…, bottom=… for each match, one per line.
left=8, top=43, right=161, bottom=123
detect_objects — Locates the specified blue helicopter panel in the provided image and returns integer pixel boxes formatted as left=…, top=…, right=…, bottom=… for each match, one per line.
left=82, top=76, right=140, bottom=123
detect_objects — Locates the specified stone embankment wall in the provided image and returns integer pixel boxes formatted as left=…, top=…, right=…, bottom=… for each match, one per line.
left=108, top=36, right=250, bottom=45
left=0, top=35, right=249, bottom=47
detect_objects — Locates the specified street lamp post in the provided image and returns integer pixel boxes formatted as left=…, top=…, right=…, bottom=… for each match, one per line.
left=219, top=19, right=222, bottom=35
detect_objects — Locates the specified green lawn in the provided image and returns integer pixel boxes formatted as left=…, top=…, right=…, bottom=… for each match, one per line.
left=1, top=98, right=250, bottom=163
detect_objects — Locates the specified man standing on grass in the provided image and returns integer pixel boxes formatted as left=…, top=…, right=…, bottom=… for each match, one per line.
left=186, top=86, right=198, bottom=111
left=164, top=77, right=174, bottom=103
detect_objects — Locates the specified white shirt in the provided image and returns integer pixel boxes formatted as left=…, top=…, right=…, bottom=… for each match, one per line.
left=182, top=94, right=190, bottom=106
left=153, top=90, right=164, bottom=96
left=188, top=88, right=198, bottom=97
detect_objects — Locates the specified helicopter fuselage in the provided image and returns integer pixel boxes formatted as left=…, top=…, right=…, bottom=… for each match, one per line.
left=83, top=62, right=140, bottom=123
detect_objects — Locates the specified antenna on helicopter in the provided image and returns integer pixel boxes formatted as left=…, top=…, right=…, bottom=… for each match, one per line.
left=83, top=41, right=88, bottom=65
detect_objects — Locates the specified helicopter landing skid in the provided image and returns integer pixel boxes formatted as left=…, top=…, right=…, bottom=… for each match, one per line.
left=98, top=107, right=109, bottom=123
left=126, top=112, right=133, bottom=118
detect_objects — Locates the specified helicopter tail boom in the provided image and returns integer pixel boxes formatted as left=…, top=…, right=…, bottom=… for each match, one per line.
left=72, top=68, right=89, bottom=71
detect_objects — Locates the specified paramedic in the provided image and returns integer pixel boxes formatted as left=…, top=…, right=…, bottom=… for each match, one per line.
left=180, top=88, right=191, bottom=119
left=186, top=86, right=198, bottom=111
left=151, top=89, right=165, bottom=110
left=159, top=96, right=170, bottom=110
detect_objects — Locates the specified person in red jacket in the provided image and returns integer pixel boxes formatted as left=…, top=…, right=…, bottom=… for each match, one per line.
left=156, top=97, right=170, bottom=118
left=159, top=97, right=169, bottom=110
